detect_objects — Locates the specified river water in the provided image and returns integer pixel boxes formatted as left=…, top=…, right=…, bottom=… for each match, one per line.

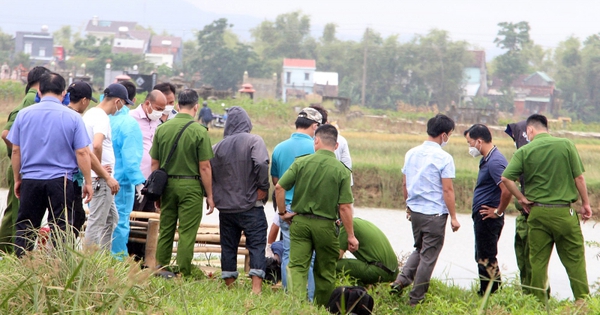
left=201, top=205, right=600, bottom=300
left=1, top=189, right=597, bottom=300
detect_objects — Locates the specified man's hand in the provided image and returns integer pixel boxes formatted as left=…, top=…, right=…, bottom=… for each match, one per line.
left=450, top=217, right=460, bottom=232
left=406, top=207, right=411, bottom=221
left=479, top=205, right=500, bottom=220
left=106, top=177, right=120, bottom=195
left=347, top=235, right=359, bottom=252
left=102, top=164, right=113, bottom=175
left=257, top=189, right=267, bottom=202
left=135, top=184, right=144, bottom=203
left=518, top=197, right=533, bottom=214
left=82, top=183, right=93, bottom=204
left=154, top=200, right=161, bottom=212
left=14, top=180, right=21, bottom=199
left=206, top=196, right=215, bottom=215
left=580, top=204, right=593, bottom=222
left=280, top=212, right=296, bottom=225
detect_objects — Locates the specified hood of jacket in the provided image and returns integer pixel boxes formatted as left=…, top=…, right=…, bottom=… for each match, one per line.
left=505, top=120, right=528, bottom=149
left=223, top=106, right=252, bottom=137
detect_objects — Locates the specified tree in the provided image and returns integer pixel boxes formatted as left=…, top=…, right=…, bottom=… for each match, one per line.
left=493, top=21, right=531, bottom=91
left=193, top=19, right=266, bottom=90
left=53, top=25, right=74, bottom=51
left=0, top=28, right=14, bottom=65
left=411, top=29, right=471, bottom=108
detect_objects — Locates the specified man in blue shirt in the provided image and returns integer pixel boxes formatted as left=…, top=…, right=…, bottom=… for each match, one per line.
left=271, top=107, right=322, bottom=294
left=464, top=124, right=511, bottom=295
left=7, top=72, right=92, bottom=257
left=198, top=101, right=213, bottom=127
left=390, top=114, right=460, bottom=306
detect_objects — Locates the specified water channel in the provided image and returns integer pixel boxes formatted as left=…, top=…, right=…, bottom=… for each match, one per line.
left=202, top=205, right=600, bottom=300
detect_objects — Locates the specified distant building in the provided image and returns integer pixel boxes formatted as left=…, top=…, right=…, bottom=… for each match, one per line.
left=282, top=58, right=316, bottom=102
left=85, top=16, right=137, bottom=40
left=313, top=71, right=338, bottom=97
left=14, top=27, right=54, bottom=63
left=488, top=71, right=558, bottom=117
left=146, top=35, right=183, bottom=68
left=462, top=50, right=488, bottom=102
left=112, top=29, right=151, bottom=55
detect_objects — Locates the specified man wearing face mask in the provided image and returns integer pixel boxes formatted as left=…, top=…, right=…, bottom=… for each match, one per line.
left=130, top=90, right=167, bottom=212
left=83, top=83, right=133, bottom=251
left=390, top=114, right=460, bottom=306
left=463, top=124, right=511, bottom=296
left=153, top=82, right=177, bottom=122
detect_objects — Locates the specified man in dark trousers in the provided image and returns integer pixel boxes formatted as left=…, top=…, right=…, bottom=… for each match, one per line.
left=464, top=124, right=512, bottom=295
left=7, top=72, right=93, bottom=257
left=199, top=101, right=213, bottom=127
left=211, top=106, right=270, bottom=294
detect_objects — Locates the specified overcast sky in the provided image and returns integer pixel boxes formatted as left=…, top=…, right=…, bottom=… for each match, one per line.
left=189, top=0, right=600, bottom=57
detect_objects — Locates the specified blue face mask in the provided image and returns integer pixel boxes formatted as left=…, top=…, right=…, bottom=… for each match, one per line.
left=34, top=92, right=70, bottom=105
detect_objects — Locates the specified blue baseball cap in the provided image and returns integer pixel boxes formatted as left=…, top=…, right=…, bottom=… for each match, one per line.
left=103, top=83, right=134, bottom=105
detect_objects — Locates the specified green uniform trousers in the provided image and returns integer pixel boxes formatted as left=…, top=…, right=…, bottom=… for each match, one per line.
left=155, top=179, right=204, bottom=276
left=289, top=215, right=339, bottom=306
left=0, top=164, right=18, bottom=254
left=528, top=206, right=589, bottom=301
left=337, top=259, right=398, bottom=285
left=514, top=213, right=531, bottom=293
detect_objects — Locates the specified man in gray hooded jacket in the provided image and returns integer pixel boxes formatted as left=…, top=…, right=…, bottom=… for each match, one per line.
left=210, top=106, right=270, bottom=294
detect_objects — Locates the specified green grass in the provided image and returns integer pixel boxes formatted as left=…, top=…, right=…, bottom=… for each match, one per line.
left=1, top=243, right=598, bottom=314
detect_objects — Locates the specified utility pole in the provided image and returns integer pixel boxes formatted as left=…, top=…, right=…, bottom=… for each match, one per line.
left=361, top=28, right=368, bottom=107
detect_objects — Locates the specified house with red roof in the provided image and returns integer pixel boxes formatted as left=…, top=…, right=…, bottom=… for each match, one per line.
left=282, top=58, right=316, bottom=102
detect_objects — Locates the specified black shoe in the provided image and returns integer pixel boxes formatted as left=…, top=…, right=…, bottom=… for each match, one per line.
left=390, top=281, right=405, bottom=295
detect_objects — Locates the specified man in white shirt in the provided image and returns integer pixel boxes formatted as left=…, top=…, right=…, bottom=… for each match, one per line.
left=83, top=83, right=133, bottom=250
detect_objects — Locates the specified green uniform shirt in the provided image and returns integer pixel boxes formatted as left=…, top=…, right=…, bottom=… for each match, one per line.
left=5, top=89, right=37, bottom=158
left=278, top=149, right=353, bottom=220
left=503, top=133, right=584, bottom=204
left=149, top=113, right=213, bottom=176
left=339, top=218, right=398, bottom=272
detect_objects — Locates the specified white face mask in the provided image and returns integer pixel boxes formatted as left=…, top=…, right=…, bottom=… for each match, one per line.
left=163, top=105, right=174, bottom=115
left=440, top=133, right=449, bottom=147
left=146, top=103, right=163, bottom=121
left=468, top=140, right=482, bottom=157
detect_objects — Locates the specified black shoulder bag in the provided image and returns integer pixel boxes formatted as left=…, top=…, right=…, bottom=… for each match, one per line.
left=142, top=121, right=195, bottom=201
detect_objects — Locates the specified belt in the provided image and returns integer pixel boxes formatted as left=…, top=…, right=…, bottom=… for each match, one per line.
left=532, top=203, right=570, bottom=208
left=297, top=213, right=336, bottom=221
left=368, top=261, right=395, bottom=275
left=167, top=175, right=200, bottom=180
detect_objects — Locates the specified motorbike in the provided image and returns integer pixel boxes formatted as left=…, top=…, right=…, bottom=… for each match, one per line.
left=211, top=113, right=226, bottom=128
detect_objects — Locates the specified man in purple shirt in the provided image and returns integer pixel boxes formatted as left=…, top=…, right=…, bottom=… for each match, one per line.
left=7, top=72, right=93, bottom=257
left=129, top=90, right=167, bottom=211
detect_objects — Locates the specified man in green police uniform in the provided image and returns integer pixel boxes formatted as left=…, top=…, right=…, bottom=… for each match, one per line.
left=0, top=66, right=49, bottom=253
left=501, top=114, right=592, bottom=302
left=275, top=124, right=358, bottom=306
left=150, top=89, right=214, bottom=276
left=338, top=218, right=398, bottom=285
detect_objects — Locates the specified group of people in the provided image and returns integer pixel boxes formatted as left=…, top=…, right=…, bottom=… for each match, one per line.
left=390, top=114, right=592, bottom=306
left=0, top=67, right=593, bottom=309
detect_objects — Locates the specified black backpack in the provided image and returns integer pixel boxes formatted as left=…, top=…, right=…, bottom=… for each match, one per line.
left=327, top=286, right=374, bottom=315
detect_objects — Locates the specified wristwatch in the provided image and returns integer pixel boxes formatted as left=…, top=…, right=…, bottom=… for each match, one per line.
left=494, top=209, right=504, bottom=217
left=278, top=212, right=286, bottom=216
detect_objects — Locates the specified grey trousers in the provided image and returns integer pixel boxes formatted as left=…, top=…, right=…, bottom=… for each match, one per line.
left=84, top=178, right=118, bottom=251
left=395, top=211, right=447, bottom=304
